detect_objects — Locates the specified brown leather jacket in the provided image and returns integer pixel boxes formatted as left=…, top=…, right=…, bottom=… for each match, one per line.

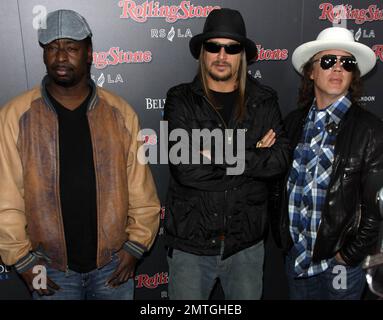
left=0, top=78, right=160, bottom=272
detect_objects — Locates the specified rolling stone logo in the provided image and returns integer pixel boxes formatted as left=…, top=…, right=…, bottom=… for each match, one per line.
left=119, top=0, right=220, bottom=23
left=256, top=45, right=288, bottom=61
left=319, top=3, right=383, bottom=24
left=373, top=45, right=383, bottom=62
left=92, top=48, right=152, bottom=70
left=160, top=206, right=165, bottom=220
left=142, top=134, right=157, bottom=146
left=135, top=272, right=168, bottom=289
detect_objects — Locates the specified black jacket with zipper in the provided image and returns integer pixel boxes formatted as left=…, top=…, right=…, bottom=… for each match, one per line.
left=163, top=75, right=290, bottom=259
left=270, top=103, right=383, bottom=266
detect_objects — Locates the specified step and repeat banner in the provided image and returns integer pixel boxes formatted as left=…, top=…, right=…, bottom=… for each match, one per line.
left=0, top=0, right=382, bottom=299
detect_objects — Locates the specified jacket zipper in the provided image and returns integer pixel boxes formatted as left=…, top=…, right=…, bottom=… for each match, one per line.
left=203, top=95, right=228, bottom=129
left=202, top=95, right=251, bottom=230
left=87, top=114, right=101, bottom=267
left=53, top=112, right=69, bottom=271
left=203, top=96, right=232, bottom=243
left=224, top=189, right=228, bottom=228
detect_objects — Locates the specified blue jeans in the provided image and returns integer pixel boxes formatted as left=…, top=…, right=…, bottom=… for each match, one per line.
left=285, top=253, right=366, bottom=300
left=32, top=254, right=134, bottom=300
left=167, top=241, right=264, bottom=300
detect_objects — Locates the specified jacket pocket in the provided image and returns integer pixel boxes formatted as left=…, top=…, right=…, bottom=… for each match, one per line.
left=336, top=203, right=362, bottom=253
left=342, top=157, right=362, bottom=180
left=239, top=201, right=268, bottom=241
left=165, top=197, right=200, bottom=240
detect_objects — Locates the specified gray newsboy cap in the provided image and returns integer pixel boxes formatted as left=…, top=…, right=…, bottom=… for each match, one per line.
left=38, top=9, right=92, bottom=45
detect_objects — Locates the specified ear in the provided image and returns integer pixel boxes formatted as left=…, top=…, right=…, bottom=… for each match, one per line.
left=43, top=48, right=48, bottom=66
left=310, top=69, right=314, bottom=80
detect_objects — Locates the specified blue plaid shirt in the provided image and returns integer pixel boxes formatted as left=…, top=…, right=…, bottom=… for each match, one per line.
left=287, top=94, right=352, bottom=277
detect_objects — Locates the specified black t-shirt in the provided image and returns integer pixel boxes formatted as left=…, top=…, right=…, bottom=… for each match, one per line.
left=47, top=89, right=97, bottom=273
left=210, top=90, right=239, bottom=127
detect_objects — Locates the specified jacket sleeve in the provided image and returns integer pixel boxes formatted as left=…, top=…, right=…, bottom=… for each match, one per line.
left=267, top=109, right=301, bottom=251
left=123, top=112, right=160, bottom=259
left=164, top=88, right=236, bottom=192
left=267, top=178, right=285, bottom=249
left=0, top=107, right=38, bottom=272
left=340, top=123, right=383, bottom=265
left=240, top=98, right=291, bottom=179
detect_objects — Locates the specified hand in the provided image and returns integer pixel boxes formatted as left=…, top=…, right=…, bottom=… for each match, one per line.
left=106, top=250, right=138, bottom=288
left=256, top=129, right=276, bottom=148
left=335, top=252, right=347, bottom=265
left=20, top=262, right=60, bottom=296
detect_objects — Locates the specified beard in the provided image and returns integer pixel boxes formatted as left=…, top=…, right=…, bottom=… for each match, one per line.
left=50, top=76, right=76, bottom=88
left=207, top=61, right=234, bottom=82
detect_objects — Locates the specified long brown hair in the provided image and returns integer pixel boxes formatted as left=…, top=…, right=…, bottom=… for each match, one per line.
left=198, top=48, right=247, bottom=122
left=298, top=55, right=363, bottom=109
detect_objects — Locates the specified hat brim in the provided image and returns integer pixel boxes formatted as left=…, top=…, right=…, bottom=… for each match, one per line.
left=190, top=31, right=258, bottom=63
left=292, top=40, right=376, bottom=76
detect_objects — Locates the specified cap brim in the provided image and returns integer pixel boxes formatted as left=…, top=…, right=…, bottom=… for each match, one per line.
left=292, top=40, right=376, bottom=76
left=38, top=34, right=91, bottom=46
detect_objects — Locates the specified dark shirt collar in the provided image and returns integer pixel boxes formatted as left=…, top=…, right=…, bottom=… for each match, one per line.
left=41, top=75, right=98, bottom=113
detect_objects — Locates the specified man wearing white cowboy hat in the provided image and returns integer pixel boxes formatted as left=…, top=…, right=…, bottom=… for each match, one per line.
left=271, top=27, right=383, bottom=299
left=163, top=8, right=290, bottom=300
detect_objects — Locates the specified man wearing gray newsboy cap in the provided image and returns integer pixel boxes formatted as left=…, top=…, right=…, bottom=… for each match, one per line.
left=0, top=9, right=160, bottom=300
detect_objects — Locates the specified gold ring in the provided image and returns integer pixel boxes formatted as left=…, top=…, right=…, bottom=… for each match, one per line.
left=257, top=140, right=263, bottom=148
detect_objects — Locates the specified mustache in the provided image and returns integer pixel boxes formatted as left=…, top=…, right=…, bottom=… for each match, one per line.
left=212, top=61, right=231, bottom=67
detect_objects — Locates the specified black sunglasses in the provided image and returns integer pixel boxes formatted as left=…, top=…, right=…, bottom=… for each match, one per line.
left=313, top=54, right=357, bottom=72
left=203, top=42, right=243, bottom=55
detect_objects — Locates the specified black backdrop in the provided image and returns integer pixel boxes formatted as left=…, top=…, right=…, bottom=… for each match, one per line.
left=0, top=0, right=382, bottom=300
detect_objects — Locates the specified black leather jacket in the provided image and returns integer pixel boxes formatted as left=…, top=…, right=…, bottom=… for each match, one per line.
left=163, top=76, right=290, bottom=259
left=270, top=104, right=383, bottom=266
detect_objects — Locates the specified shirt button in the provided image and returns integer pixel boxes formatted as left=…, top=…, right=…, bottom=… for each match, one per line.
left=213, top=213, right=218, bottom=217
left=212, top=240, right=216, bottom=244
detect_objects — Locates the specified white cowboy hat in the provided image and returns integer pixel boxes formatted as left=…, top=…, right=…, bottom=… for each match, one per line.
left=292, top=27, right=376, bottom=76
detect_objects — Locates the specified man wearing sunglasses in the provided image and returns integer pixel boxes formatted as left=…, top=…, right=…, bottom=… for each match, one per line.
left=270, top=27, right=383, bottom=299
left=164, top=8, right=290, bottom=299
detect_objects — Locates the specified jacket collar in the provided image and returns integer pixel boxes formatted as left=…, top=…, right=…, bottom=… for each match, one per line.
left=40, top=75, right=99, bottom=113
